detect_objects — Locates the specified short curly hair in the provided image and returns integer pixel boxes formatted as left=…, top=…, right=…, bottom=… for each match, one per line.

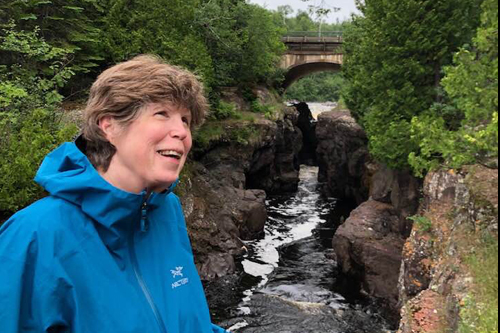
left=83, top=55, right=208, bottom=171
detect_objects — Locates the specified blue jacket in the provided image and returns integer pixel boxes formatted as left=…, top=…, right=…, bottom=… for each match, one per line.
left=0, top=142, right=228, bottom=333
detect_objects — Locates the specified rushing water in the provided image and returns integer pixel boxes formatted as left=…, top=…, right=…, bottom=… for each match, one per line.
left=216, top=166, right=393, bottom=333
left=307, top=102, right=338, bottom=119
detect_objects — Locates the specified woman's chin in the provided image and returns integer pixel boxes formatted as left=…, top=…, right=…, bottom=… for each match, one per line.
left=150, top=176, right=179, bottom=192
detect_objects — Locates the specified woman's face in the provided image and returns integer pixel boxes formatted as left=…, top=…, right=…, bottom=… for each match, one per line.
left=100, top=102, right=193, bottom=194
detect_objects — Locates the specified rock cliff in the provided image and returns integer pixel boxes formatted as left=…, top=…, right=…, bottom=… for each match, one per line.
left=316, top=110, right=372, bottom=205
left=319, top=109, right=421, bottom=324
left=397, top=165, right=498, bottom=332
left=180, top=91, right=303, bottom=281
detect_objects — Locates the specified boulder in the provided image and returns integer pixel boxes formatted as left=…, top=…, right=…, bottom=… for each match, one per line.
left=333, top=200, right=405, bottom=316
left=294, top=102, right=318, bottom=165
left=235, top=189, right=268, bottom=240
left=370, top=164, right=422, bottom=237
left=316, top=110, right=370, bottom=205
left=198, top=252, right=237, bottom=281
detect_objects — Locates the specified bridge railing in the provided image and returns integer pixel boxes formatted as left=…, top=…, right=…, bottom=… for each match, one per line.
left=284, top=31, right=344, bottom=38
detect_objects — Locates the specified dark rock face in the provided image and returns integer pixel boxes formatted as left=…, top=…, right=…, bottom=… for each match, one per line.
left=370, top=164, right=422, bottom=237
left=316, top=110, right=371, bottom=205
left=333, top=200, right=405, bottom=320
left=183, top=106, right=303, bottom=281
left=294, top=102, right=318, bottom=165
left=246, top=107, right=303, bottom=193
left=314, top=110, right=423, bottom=325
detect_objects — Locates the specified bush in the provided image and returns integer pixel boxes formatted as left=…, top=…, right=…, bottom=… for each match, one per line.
left=285, top=72, right=344, bottom=102
left=0, top=24, right=78, bottom=215
left=408, top=215, right=433, bottom=233
left=251, top=101, right=277, bottom=120
left=409, top=0, right=498, bottom=176
left=211, top=101, right=241, bottom=120
left=0, top=110, right=77, bottom=213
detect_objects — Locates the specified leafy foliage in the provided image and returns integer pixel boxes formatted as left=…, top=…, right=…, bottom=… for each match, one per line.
left=104, top=0, right=285, bottom=94
left=285, top=72, right=344, bottom=102
left=0, top=0, right=105, bottom=75
left=0, top=23, right=78, bottom=214
left=408, top=215, right=433, bottom=233
left=460, top=237, right=499, bottom=333
left=275, top=6, right=348, bottom=34
left=342, top=0, right=482, bottom=170
left=409, top=0, right=499, bottom=175
left=211, top=101, right=240, bottom=121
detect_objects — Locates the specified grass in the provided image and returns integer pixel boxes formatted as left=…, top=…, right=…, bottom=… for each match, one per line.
left=408, top=214, right=434, bottom=233
left=459, top=236, right=499, bottom=333
left=193, top=122, right=225, bottom=151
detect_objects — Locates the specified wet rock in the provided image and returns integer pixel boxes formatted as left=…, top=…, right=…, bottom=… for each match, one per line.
left=333, top=200, right=405, bottom=318
left=370, top=164, right=422, bottom=237
left=181, top=162, right=266, bottom=281
left=293, top=102, right=318, bottom=165
left=247, top=107, right=303, bottom=193
left=235, top=189, right=268, bottom=240
left=204, top=273, right=248, bottom=322
left=316, top=110, right=371, bottom=205
left=198, top=252, right=237, bottom=280
left=182, top=100, right=303, bottom=281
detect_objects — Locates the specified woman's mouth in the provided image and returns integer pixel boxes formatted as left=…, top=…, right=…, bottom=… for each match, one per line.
left=157, top=150, right=183, bottom=161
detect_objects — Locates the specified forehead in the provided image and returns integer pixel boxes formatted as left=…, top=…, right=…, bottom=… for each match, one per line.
left=146, top=102, right=191, bottom=116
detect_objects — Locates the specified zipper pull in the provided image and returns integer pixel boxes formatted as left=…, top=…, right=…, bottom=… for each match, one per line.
left=140, top=202, right=148, bottom=232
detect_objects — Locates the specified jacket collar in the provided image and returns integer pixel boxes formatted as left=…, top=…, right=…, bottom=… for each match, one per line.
left=35, top=140, right=177, bottom=252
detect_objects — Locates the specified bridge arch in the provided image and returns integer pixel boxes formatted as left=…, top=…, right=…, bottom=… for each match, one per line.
left=283, top=61, right=342, bottom=91
left=280, top=35, right=343, bottom=91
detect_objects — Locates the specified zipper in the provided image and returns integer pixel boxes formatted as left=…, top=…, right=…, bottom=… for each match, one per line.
left=128, top=195, right=168, bottom=333
left=140, top=201, right=149, bottom=232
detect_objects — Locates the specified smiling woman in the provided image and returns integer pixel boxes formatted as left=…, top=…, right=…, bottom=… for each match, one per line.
left=98, top=102, right=193, bottom=194
left=0, top=55, right=228, bottom=333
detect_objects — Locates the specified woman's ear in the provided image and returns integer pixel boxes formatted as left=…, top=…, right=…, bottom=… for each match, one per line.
left=98, top=116, right=119, bottom=143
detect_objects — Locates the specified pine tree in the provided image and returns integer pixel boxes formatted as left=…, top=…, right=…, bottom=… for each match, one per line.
left=343, top=0, right=483, bottom=169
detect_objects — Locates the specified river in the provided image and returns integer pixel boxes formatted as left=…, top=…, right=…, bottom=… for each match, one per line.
left=216, top=165, right=393, bottom=333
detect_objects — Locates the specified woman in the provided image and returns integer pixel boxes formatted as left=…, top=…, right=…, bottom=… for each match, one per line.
left=0, top=55, right=228, bottom=333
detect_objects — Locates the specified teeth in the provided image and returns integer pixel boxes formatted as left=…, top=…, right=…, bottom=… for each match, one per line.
left=158, top=150, right=182, bottom=159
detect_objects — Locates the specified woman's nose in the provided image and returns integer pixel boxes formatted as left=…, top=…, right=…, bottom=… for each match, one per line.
left=169, top=116, right=189, bottom=140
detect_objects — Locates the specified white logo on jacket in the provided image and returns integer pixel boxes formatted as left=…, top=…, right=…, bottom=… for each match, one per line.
left=171, top=266, right=189, bottom=289
left=171, top=267, right=184, bottom=279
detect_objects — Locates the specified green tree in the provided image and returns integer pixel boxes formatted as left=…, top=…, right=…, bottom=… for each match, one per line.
left=343, top=0, right=482, bottom=170
left=409, top=0, right=498, bottom=175
left=0, top=23, right=78, bottom=214
left=0, top=0, right=106, bottom=75
left=285, top=72, right=344, bottom=102
left=104, top=0, right=215, bottom=90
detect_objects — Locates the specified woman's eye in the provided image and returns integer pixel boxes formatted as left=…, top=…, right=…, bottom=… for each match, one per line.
left=156, top=111, right=169, bottom=117
left=183, top=117, right=191, bottom=126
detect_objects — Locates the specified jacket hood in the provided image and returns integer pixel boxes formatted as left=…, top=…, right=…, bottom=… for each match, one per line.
left=35, top=142, right=177, bottom=251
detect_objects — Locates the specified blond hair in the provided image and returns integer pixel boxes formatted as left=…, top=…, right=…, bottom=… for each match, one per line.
left=83, top=55, right=208, bottom=171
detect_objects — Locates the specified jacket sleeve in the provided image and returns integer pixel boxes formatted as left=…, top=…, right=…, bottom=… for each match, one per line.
left=0, top=216, right=73, bottom=332
left=212, top=324, right=230, bottom=333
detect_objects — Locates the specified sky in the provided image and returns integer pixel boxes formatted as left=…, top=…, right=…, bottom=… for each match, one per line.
left=248, top=0, right=360, bottom=23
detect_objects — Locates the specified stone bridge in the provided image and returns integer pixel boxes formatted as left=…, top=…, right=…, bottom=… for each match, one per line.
left=281, top=34, right=343, bottom=90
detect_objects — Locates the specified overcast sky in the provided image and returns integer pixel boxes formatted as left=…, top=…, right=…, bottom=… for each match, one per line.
left=248, top=0, right=360, bottom=23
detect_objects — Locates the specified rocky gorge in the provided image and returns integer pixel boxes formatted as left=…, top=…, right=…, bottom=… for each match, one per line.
left=180, top=90, right=497, bottom=332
